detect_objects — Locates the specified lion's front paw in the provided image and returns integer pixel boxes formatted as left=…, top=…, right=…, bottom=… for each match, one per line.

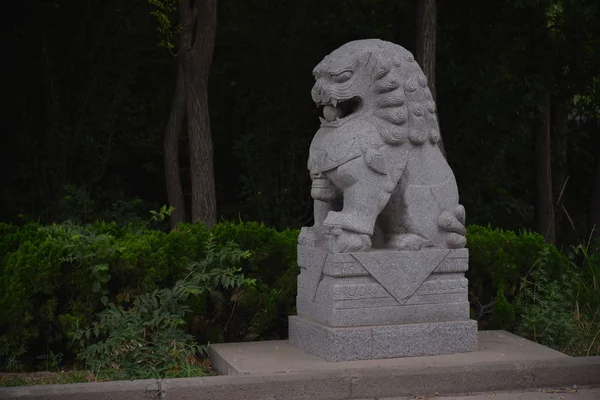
left=387, top=233, right=429, bottom=251
left=326, top=228, right=371, bottom=253
left=299, top=226, right=328, bottom=247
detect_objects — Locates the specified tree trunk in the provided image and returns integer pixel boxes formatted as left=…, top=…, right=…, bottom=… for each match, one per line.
left=181, top=0, right=218, bottom=227
left=416, top=0, right=446, bottom=158
left=535, top=93, right=556, bottom=245
left=552, top=104, right=568, bottom=240
left=163, top=48, right=187, bottom=229
left=589, top=136, right=600, bottom=240
left=416, top=0, right=436, bottom=101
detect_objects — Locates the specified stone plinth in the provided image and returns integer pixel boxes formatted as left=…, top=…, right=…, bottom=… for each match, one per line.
left=289, top=316, right=477, bottom=362
left=289, top=245, right=477, bottom=361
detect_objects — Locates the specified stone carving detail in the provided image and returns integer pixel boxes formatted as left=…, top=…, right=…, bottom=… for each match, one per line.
left=332, top=283, right=388, bottom=299
left=432, top=248, right=469, bottom=273
left=289, top=40, right=477, bottom=361
left=298, top=39, right=467, bottom=253
left=433, top=259, right=468, bottom=273
left=330, top=280, right=389, bottom=300
left=324, top=262, right=369, bottom=277
left=416, top=278, right=468, bottom=294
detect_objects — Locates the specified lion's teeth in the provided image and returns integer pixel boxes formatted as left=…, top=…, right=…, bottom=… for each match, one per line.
left=332, top=99, right=338, bottom=107
left=319, top=117, right=327, bottom=124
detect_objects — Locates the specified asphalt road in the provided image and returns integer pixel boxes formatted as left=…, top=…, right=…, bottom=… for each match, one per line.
left=359, top=386, right=600, bottom=400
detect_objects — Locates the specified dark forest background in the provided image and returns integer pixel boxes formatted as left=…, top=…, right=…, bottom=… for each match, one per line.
left=1, top=0, right=600, bottom=377
left=2, top=0, right=600, bottom=247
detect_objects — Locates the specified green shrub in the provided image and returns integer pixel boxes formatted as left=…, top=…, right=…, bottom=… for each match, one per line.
left=466, top=225, right=567, bottom=330
left=0, top=223, right=72, bottom=365
left=207, top=221, right=299, bottom=341
left=73, top=236, right=254, bottom=380
left=468, top=225, right=599, bottom=356
left=0, top=219, right=299, bottom=371
left=515, top=241, right=600, bottom=356
left=4, top=218, right=595, bottom=374
left=517, top=262, right=580, bottom=350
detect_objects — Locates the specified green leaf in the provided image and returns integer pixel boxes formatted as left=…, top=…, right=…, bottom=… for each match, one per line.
left=94, top=263, right=109, bottom=272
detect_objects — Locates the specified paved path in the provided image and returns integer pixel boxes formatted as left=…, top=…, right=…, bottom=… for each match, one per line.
left=354, top=386, right=600, bottom=400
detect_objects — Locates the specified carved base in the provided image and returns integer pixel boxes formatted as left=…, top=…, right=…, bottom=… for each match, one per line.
left=291, top=245, right=477, bottom=360
left=289, top=315, right=478, bottom=362
left=297, top=296, right=470, bottom=326
left=297, top=245, right=471, bottom=324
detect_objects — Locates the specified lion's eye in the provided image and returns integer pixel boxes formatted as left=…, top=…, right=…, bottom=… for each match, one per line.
left=333, top=71, right=352, bottom=83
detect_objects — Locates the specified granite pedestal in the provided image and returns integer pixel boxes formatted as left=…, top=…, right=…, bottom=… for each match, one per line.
left=288, top=245, right=478, bottom=361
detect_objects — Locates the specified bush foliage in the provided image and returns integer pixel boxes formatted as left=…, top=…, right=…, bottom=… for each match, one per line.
left=0, top=219, right=299, bottom=372
left=73, top=236, right=254, bottom=380
left=0, top=220, right=598, bottom=374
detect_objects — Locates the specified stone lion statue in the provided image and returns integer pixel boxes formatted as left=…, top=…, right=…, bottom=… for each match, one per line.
left=299, top=39, right=467, bottom=253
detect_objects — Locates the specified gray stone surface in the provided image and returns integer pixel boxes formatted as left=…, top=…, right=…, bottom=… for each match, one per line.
left=296, top=296, right=470, bottom=326
left=346, top=357, right=600, bottom=399
left=209, top=331, right=569, bottom=376
left=0, top=379, right=160, bottom=399
left=3, top=331, right=600, bottom=400
left=298, top=39, right=466, bottom=253
left=389, top=387, right=600, bottom=400
left=291, top=39, right=474, bottom=361
left=160, top=372, right=350, bottom=400
left=289, top=315, right=477, bottom=361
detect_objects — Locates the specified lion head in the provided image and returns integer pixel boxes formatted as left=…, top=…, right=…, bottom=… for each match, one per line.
left=311, top=39, right=440, bottom=146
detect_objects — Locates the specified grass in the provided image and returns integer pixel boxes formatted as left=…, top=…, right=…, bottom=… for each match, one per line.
left=0, top=370, right=95, bottom=387
left=0, top=359, right=216, bottom=387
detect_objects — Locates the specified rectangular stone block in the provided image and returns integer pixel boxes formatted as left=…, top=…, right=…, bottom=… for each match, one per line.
left=312, top=275, right=468, bottom=304
left=297, top=296, right=470, bottom=326
left=292, top=246, right=475, bottom=361
left=307, top=292, right=468, bottom=310
left=315, top=276, right=392, bottom=303
left=310, top=275, right=468, bottom=309
left=289, top=315, right=478, bottom=362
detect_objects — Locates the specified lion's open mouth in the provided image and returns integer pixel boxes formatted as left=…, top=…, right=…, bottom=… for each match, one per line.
left=318, top=96, right=362, bottom=126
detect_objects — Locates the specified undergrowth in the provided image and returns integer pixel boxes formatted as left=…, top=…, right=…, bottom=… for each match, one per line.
left=1, top=214, right=599, bottom=384
left=71, top=235, right=254, bottom=380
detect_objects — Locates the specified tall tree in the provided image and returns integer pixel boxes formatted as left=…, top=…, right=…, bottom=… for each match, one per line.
left=416, top=0, right=446, bottom=158
left=535, top=94, right=556, bottom=245
left=157, top=0, right=218, bottom=228
left=181, top=0, right=217, bottom=226
left=164, top=40, right=187, bottom=229
left=589, top=144, right=600, bottom=239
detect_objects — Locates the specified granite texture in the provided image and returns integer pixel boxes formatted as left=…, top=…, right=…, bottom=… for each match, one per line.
left=289, top=315, right=477, bottom=362
left=289, top=39, right=476, bottom=361
left=296, top=296, right=470, bottom=326
left=295, top=247, right=470, bottom=327
left=296, top=246, right=469, bottom=302
left=210, top=331, right=571, bottom=376
left=298, top=39, right=467, bottom=253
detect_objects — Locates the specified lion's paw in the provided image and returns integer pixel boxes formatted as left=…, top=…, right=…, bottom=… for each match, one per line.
left=387, top=233, right=429, bottom=251
left=326, top=229, right=371, bottom=253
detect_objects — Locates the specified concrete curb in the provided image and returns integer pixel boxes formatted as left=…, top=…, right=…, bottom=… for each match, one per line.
left=1, top=356, right=599, bottom=400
